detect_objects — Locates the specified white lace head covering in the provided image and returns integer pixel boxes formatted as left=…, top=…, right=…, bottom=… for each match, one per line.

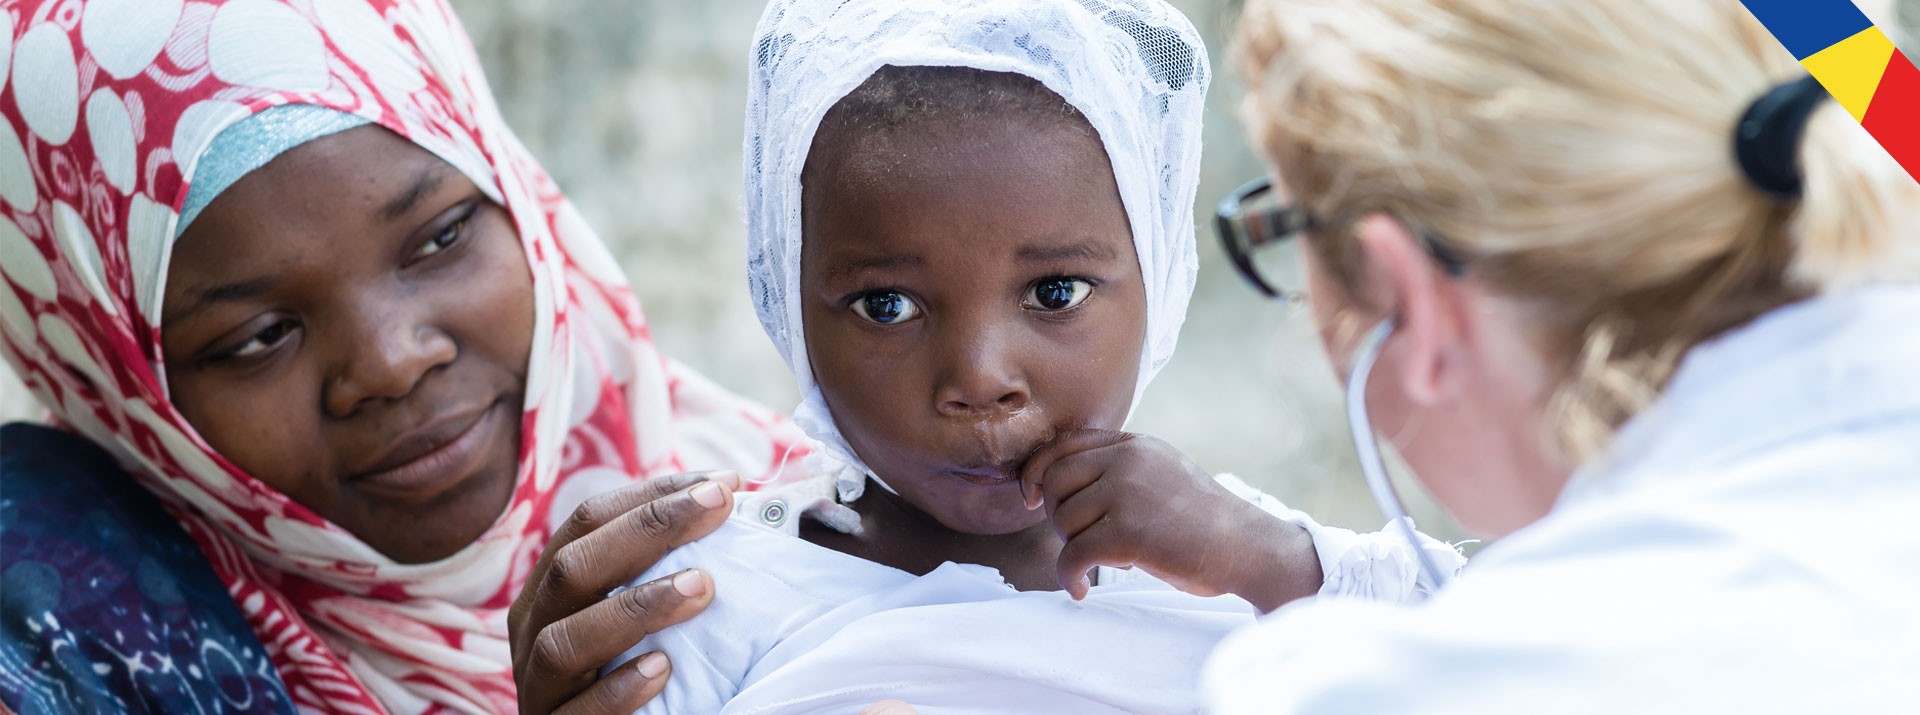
left=744, top=0, right=1208, bottom=502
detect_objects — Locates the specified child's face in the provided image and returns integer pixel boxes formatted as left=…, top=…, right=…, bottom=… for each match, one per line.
left=801, top=115, right=1146, bottom=536
left=161, top=125, right=535, bottom=564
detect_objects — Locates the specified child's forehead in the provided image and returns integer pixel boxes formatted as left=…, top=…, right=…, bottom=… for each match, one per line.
left=824, top=66, right=1089, bottom=129
left=805, top=103, right=1112, bottom=191
left=808, top=110, right=1115, bottom=202
left=800, top=125, right=1135, bottom=274
left=807, top=68, right=1101, bottom=162
left=795, top=70, right=1143, bottom=269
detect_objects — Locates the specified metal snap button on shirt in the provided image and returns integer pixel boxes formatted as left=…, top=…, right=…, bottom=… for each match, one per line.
left=759, top=499, right=789, bottom=528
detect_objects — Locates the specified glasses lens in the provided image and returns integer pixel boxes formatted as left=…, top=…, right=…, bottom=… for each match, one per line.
left=1234, top=188, right=1307, bottom=300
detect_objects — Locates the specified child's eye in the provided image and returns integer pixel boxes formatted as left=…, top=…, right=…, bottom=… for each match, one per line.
left=217, top=319, right=299, bottom=362
left=850, top=291, right=922, bottom=325
left=414, top=217, right=467, bottom=260
left=1024, top=278, right=1093, bottom=311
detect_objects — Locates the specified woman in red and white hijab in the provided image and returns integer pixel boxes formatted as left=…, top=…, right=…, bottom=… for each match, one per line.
left=0, top=1, right=805, bottom=712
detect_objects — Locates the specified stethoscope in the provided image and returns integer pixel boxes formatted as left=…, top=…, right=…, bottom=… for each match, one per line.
left=1346, top=319, right=1454, bottom=589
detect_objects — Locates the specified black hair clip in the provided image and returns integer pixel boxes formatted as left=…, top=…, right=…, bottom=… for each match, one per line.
left=1733, top=75, right=1833, bottom=199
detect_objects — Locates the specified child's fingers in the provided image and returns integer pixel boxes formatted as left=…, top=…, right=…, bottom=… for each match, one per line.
left=1020, top=429, right=1131, bottom=510
left=1036, top=440, right=1137, bottom=521
left=1047, top=480, right=1113, bottom=542
left=1056, top=526, right=1135, bottom=600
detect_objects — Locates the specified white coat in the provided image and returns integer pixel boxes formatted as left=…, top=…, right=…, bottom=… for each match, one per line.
left=1204, top=286, right=1920, bottom=714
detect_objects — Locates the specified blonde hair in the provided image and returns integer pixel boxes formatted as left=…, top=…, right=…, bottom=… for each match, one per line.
left=1234, top=0, right=1920, bottom=459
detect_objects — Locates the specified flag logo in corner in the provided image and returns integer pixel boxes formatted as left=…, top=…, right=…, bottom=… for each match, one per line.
left=1741, top=0, right=1919, bottom=183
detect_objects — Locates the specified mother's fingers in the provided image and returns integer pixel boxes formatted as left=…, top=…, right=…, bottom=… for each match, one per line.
left=525, top=569, right=714, bottom=687
left=514, top=471, right=728, bottom=622
left=511, top=470, right=737, bottom=687
left=510, top=471, right=738, bottom=715
left=551, top=651, right=671, bottom=715
left=550, top=471, right=739, bottom=554
left=532, top=477, right=736, bottom=611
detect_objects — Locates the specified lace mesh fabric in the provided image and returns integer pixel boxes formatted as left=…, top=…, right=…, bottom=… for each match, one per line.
left=743, top=0, right=1209, bottom=502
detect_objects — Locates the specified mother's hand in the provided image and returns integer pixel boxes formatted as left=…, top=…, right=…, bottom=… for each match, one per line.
left=509, top=470, right=738, bottom=715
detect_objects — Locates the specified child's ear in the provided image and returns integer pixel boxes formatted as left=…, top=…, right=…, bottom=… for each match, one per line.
left=1351, top=214, right=1468, bottom=406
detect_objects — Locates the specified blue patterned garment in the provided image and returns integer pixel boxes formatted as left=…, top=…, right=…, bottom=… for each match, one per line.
left=1, top=423, right=295, bottom=714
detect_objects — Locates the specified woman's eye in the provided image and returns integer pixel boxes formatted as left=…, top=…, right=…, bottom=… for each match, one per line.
left=1024, top=278, right=1093, bottom=311
left=415, top=218, right=467, bottom=260
left=850, top=291, right=921, bottom=325
left=223, top=320, right=298, bottom=360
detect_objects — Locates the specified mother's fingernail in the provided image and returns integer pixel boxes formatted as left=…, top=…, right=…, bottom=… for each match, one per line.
left=673, top=569, right=709, bottom=598
left=691, top=482, right=727, bottom=509
left=707, top=470, right=742, bottom=491
left=636, top=652, right=668, bottom=679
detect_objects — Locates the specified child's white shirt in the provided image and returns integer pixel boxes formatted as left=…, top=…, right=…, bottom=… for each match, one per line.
left=609, top=475, right=1462, bottom=714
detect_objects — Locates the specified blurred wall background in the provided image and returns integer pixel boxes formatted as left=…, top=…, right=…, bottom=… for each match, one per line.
left=5, top=0, right=1916, bottom=540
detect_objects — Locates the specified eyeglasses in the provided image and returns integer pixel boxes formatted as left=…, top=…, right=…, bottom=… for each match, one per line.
left=1214, top=177, right=1468, bottom=300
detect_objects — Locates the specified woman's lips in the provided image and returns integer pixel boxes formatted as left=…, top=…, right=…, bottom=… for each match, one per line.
left=352, top=404, right=505, bottom=502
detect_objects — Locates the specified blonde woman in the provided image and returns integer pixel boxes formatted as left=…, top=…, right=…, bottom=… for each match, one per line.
left=1207, top=0, right=1920, bottom=712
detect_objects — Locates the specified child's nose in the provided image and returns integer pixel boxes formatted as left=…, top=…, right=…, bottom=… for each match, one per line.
left=933, top=325, right=1032, bottom=418
left=937, top=380, right=1030, bottom=418
left=936, top=374, right=1031, bottom=418
left=324, top=314, right=458, bottom=418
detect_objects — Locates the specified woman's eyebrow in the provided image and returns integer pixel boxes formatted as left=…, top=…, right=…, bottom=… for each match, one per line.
left=381, top=165, right=451, bottom=221
left=162, top=276, right=278, bottom=326
left=1016, top=239, right=1121, bottom=262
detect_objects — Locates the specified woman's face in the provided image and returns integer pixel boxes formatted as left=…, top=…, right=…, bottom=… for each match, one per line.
left=800, top=115, right=1146, bottom=536
left=161, top=125, right=535, bottom=564
left=1289, top=179, right=1567, bottom=540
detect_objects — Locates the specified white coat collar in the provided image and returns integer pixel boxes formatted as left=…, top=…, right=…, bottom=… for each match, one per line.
left=1559, top=285, right=1920, bottom=508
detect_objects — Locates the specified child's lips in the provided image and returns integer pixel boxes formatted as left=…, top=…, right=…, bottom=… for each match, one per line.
left=943, top=453, right=1033, bottom=486
left=945, top=469, right=1019, bottom=487
left=944, top=468, right=1021, bottom=486
left=940, top=419, right=1059, bottom=487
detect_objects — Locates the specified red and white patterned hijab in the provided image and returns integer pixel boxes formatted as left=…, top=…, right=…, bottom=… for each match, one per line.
left=0, top=1, right=806, bottom=711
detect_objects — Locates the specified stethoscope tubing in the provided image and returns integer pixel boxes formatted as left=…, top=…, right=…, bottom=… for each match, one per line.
left=1346, top=319, right=1453, bottom=590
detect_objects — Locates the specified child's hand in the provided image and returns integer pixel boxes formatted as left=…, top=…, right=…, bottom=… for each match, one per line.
left=1018, top=430, right=1324, bottom=612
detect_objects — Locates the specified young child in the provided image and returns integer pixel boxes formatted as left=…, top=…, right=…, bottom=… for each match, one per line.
left=610, top=0, right=1464, bottom=711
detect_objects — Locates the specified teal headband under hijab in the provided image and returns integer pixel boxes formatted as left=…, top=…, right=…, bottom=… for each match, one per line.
left=175, top=104, right=371, bottom=237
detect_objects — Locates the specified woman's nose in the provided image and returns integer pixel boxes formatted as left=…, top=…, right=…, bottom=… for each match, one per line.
left=933, top=321, right=1031, bottom=418
left=324, top=314, right=458, bottom=418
